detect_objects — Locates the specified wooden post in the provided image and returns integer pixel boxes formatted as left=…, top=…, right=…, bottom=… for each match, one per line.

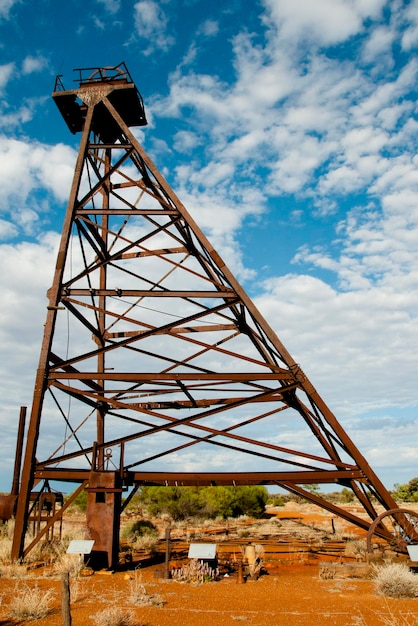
left=61, top=571, right=72, bottom=626
left=164, top=527, right=171, bottom=579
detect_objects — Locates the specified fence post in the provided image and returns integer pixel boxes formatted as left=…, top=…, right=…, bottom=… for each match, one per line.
left=61, top=571, right=72, bottom=626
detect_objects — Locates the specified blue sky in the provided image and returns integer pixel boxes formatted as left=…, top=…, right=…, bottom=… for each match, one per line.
left=1, top=0, right=418, bottom=492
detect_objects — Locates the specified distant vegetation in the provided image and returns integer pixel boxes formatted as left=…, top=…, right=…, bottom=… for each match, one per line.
left=68, top=478, right=418, bottom=519
left=391, top=477, right=418, bottom=503
left=136, top=485, right=269, bottom=521
left=67, top=484, right=268, bottom=520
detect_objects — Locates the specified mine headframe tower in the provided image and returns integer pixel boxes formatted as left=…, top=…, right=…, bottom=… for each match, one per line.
left=9, top=63, right=417, bottom=568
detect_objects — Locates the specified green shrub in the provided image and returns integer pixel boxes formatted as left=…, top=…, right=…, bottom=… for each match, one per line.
left=67, top=489, right=88, bottom=512
left=120, top=519, right=158, bottom=540
left=392, top=477, right=418, bottom=503
left=138, top=485, right=268, bottom=521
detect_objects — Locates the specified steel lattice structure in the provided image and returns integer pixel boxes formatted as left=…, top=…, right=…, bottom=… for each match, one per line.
left=10, top=64, right=413, bottom=566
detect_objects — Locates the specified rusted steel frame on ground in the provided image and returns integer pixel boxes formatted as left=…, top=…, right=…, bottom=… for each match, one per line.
left=279, top=481, right=392, bottom=540
left=11, top=105, right=96, bottom=562
left=366, top=508, right=418, bottom=552
left=23, top=481, right=89, bottom=558
left=13, top=70, right=408, bottom=562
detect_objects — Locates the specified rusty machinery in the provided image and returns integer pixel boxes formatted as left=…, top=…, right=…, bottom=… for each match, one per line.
left=4, top=62, right=417, bottom=568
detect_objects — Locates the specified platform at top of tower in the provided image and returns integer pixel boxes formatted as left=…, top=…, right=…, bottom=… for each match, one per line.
left=52, top=62, right=147, bottom=138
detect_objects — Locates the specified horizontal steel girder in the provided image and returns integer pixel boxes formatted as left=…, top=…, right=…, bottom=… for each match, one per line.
left=34, top=468, right=364, bottom=485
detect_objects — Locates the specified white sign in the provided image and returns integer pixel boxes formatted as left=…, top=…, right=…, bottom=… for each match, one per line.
left=407, top=545, right=418, bottom=561
left=188, top=543, right=217, bottom=559
left=67, top=540, right=95, bottom=555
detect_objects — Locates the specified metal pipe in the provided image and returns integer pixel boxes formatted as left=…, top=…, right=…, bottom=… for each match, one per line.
left=11, top=406, right=27, bottom=496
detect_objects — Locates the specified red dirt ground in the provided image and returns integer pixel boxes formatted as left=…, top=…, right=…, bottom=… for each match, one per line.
left=1, top=504, right=417, bottom=626
left=1, top=562, right=418, bottom=626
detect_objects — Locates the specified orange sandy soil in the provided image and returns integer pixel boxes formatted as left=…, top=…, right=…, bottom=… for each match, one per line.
left=1, top=504, right=418, bottom=626
left=1, top=563, right=418, bottom=626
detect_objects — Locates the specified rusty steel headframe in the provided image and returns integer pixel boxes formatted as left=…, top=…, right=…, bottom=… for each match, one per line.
left=10, top=63, right=412, bottom=563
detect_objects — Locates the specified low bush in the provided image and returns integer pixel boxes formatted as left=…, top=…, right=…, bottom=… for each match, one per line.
left=9, top=583, right=55, bottom=620
left=91, top=607, right=136, bottom=626
left=120, top=519, right=158, bottom=540
left=373, top=562, right=418, bottom=598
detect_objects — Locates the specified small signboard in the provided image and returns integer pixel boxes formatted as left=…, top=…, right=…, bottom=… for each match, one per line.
left=407, top=545, right=418, bottom=561
left=188, top=543, right=217, bottom=560
left=67, top=540, right=95, bottom=555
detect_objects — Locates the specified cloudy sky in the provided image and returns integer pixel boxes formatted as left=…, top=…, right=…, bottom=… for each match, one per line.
left=0, top=0, right=418, bottom=492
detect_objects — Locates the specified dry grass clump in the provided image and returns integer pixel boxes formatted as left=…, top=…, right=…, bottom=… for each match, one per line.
left=8, top=583, right=55, bottom=620
left=130, top=533, right=159, bottom=553
left=53, top=552, right=85, bottom=578
left=318, top=563, right=337, bottom=580
left=373, top=562, right=418, bottom=598
left=345, top=538, right=368, bottom=560
left=0, top=562, right=27, bottom=578
left=127, top=568, right=165, bottom=607
left=171, top=558, right=218, bottom=583
left=90, top=606, right=137, bottom=626
left=0, top=520, right=15, bottom=564
left=128, top=580, right=165, bottom=607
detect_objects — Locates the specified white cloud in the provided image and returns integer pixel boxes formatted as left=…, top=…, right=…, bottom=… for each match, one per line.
left=198, top=19, right=219, bottom=37
left=0, top=62, right=14, bottom=92
left=262, top=0, right=385, bottom=46
left=0, top=233, right=58, bottom=382
left=21, top=55, right=47, bottom=75
left=0, top=137, right=75, bottom=217
left=255, top=273, right=418, bottom=414
left=362, top=25, right=395, bottom=64
left=0, top=218, right=17, bottom=239
left=0, top=0, right=19, bottom=20
left=96, top=0, right=120, bottom=13
left=173, top=130, right=201, bottom=153
left=134, top=0, right=174, bottom=55
left=402, top=0, right=418, bottom=50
